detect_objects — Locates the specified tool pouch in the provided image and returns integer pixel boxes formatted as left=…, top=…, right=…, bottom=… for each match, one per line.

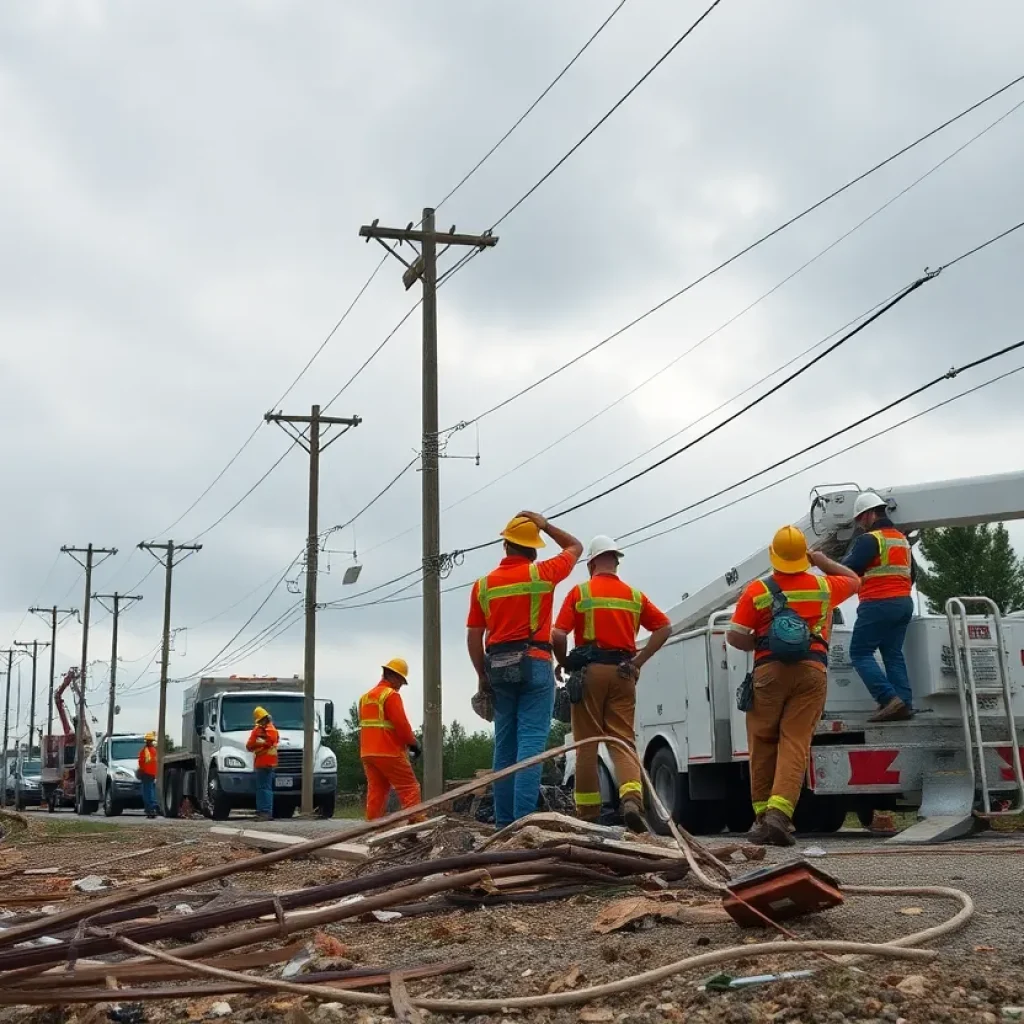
left=485, top=644, right=527, bottom=685
left=566, top=667, right=586, bottom=705
left=736, top=671, right=754, bottom=712
left=553, top=685, right=571, bottom=723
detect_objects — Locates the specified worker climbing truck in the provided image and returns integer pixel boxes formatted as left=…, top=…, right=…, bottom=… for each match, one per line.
left=570, top=470, right=1024, bottom=844
left=161, top=676, right=337, bottom=820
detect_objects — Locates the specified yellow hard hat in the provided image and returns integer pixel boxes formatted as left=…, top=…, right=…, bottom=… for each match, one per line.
left=144, top=732, right=156, bottom=742
left=500, top=515, right=545, bottom=549
left=253, top=706, right=270, bottom=722
left=769, top=525, right=810, bottom=574
left=382, top=657, right=409, bottom=681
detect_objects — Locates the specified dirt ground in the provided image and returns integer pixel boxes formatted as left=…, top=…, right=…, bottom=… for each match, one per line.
left=1, top=815, right=1023, bottom=1024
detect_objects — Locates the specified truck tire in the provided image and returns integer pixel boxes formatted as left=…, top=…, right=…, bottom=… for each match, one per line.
left=315, top=793, right=336, bottom=820
left=275, top=802, right=296, bottom=819
left=646, top=747, right=690, bottom=836
left=76, top=787, right=97, bottom=817
left=102, top=784, right=123, bottom=817
left=206, top=765, right=232, bottom=821
left=164, top=768, right=182, bottom=819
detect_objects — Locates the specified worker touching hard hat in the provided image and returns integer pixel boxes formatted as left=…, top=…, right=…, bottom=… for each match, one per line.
left=844, top=491, right=917, bottom=724
left=246, top=707, right=279, bottom=821
left=466, top=511, right=583, bottom=829
left=359, top=657, right=423, bottom=822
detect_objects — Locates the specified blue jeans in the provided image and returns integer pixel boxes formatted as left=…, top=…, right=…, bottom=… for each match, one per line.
left=850, top=597, right=915, bottom=708
left=489, top=655, right=555, bottom=828
left=255, top=767, right=274, bottom=817
left=140, top=777, right=157, bottom=815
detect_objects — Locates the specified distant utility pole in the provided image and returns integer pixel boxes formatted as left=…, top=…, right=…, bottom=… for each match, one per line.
left=92, top=593, right=143, bottom=740
left=138, top=541, right=201, bottom=809
left=29, top=606, right=78, bottom=740
left=14, top=640, right=51, bottom=756
left=0, top=649, right=15, bottom=805
left=359, top=209, right=498, bottom=798
left=61, top=545, right=117, bottom=807
left=265, top=405, right=361, bottom=817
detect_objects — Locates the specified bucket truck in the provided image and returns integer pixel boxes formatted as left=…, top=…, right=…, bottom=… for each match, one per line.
left=568, top=470, right=1024, bottom=845
left=41, top=667, right=96, bottom=812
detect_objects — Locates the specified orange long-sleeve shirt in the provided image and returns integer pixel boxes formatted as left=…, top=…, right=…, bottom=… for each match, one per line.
left=246, top=722, right=280, bottom=768
left=137, top=744, right=157, bottom=778
left=359, top=681, right=417, bottom=757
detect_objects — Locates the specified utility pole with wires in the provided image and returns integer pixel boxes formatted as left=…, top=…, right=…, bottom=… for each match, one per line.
left=0, top=649, right=16, bottom=804
left=13, top=640, right=51, bottom=757
left=92, top=593, right=143, bottom=740
left=265, top=405, right=361, bottom=817
left=61, top=545, right=117, bottom=811
left=359, top=209, right=498, bottom=798
left=29, top=606, right=78, bottom=741
left=138, top=541, right=201, bottom=810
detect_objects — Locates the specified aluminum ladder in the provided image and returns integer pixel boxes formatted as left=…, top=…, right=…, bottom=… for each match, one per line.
left=947, top=596, right=1024, bottom=816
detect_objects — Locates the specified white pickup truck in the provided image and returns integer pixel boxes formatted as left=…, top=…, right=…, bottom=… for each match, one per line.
left=80, top=733, right=147, bottom=817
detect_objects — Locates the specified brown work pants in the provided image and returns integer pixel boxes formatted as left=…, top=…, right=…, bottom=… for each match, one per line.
left=571, top=663, right=643, bottom=819
left=745, top=660, right=827, bottom=820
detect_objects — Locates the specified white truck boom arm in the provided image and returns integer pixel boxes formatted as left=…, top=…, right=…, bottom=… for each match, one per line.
left=664, top=469, right=1024, bottom=635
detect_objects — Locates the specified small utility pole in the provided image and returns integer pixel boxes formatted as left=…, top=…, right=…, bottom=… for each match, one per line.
left=92, top=593, right=143, bottom=739
left=30, top=607, right=78, bottom=741
left=14, top=640, right=51, bottom=757
left=61, top=545, right=117, bottom=806
left=138, top=541, right=201, bottom=809
left=265, top=405, right=361, bottom=816
left=359, top=210, right=498, bottom=798
left=0, top=650, right=14, bottom=805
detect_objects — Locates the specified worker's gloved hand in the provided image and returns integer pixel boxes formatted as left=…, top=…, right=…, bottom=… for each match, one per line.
left=408, top=743, right=422, bottom=762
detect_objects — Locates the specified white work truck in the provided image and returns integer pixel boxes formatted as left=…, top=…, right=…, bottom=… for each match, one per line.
left=80, top=733, right=147, bottom=816
left=161, top=676, right=337, bottom=820
left=566, top=470, right=1024, bottom=844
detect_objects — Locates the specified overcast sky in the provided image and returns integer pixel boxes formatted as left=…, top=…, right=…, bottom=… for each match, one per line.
left=2, top=0, right=1023, bottom=747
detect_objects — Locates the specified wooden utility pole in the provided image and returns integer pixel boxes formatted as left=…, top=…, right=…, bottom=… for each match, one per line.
left=0, top=650, right=14, bottom=805
left=61, top=545, right=117, bottom=809
left=29, top=606, right=78, bottom=740
left=138, top=541, right=201, bottom=810
left=358, top=210, right=497, bottom=798
left=265, top=405, right=361, bottom=816
left=13, top=640, right=51, bottom=757
left=92, top=593, right=143, bottom=739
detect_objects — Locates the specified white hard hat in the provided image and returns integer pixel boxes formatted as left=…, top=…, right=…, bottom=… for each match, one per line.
left=853, top=491, right=888, bottom=518
left=586, top=535, right=625, bottom=563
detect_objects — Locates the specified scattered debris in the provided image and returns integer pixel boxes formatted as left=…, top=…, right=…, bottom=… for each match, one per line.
left=701, top=969, right=816, bottom=991
left=802, top=845, right=828, bottom=858
left=592, top=895, right=729, bottom=933
left=73, top=875, right=113, bottom=893
left=899, top=906, right=924, bottom=916
left=895, top=974, right=929, bottom=997
left=206, top=1001, right=232, bottom=1018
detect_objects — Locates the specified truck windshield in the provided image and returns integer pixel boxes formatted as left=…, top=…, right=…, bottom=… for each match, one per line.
left=220, top=696, right=304, bottom=733
left=110, top=740, right=143, bottom=760
left=20, top=760, right=42, bottom=775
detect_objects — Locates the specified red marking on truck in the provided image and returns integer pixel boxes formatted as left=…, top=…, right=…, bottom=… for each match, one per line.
left=967, top=624, right=991, bottom=641
left=688, top=755, right=713, bottom=762
left=996, top=747, right=1024, bottom=782
left=848, top=750, right=900, bottom=786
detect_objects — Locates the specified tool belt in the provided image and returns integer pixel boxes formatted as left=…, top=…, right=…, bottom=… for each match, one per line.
left=754, top=636, right=829, bottom=667
left=484, top=640, right=552, bottom=685
left=563, top=645, right=634, bottom=707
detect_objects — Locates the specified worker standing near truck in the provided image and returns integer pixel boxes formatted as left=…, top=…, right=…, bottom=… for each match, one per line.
left=844, top=492, right=917, bottom=723
left=726, top=525, right=859, bottom=846
left=137, top=732, right=158, bottom=819
left=552, top=535, right=672, bottom=833
left=359, top=658, right=424, bottom=820
left=467, top=511, right=583, bottom=828
left=246, top=707, right=279, bottom=822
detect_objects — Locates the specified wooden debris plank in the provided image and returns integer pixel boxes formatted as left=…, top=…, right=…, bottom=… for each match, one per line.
left=365, top=816, right=446, bottom=847
left=209, top=827, right=368, bottom=863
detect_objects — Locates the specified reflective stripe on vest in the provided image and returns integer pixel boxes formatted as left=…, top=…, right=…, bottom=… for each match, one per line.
left=575, top=581, right=643, bottom=642
left=476, top=563, right=553, bottom=634
left=359, top=687, right=396, bottom=730
left=864, top=530, right=912, bottom=579
left=752, top=576, right=830, bottom=635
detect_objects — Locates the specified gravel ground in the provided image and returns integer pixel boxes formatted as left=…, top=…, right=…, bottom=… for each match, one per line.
left=1, top=818, right=1023, bottom=1024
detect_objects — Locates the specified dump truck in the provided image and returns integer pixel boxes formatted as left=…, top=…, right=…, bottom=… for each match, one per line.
left=161, top=675, right=337, bottom=820
left=564, top=470, right=1024, bottom=844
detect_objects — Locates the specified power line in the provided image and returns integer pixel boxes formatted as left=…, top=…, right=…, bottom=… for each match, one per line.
left=489, top=0, right=724, bottom=231
left=446, top=70, right=1024, bottom=431
left=323, top=455, right=420, bottom=539
left=434, top=0, right=631, bottom=213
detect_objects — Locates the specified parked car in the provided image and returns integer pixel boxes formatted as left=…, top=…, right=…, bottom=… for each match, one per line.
left=4, top=757, right=43, bottom=810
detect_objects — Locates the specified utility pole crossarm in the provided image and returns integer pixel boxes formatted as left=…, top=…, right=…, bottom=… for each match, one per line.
left=359, top=222, right=499, bottom=248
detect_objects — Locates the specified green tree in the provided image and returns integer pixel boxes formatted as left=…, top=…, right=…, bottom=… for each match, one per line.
left=324, top=701, right=365, bottom=795
left=916, top=523, right=1024, bottom=614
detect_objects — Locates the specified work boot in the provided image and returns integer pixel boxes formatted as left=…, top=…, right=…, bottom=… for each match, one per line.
left=867, top=697, right=912, bottom=723
left=620, top=797, right=648, bottom=835
left=746, top=816, right=770, bottom=845
left=762, top=808, right=796, bottom=847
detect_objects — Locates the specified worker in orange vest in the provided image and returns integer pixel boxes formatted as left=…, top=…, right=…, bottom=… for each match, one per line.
left=359, top=658, right=423, bottom=820
left=466, top=511, right=582, bottom=828
left=727, top=525, right=859, bottom=846
left=246, top=706, right=279, bottom=821
left=137, top=732, right=158, bottom=819
left=552, top=536, right=672, bottom=833
left=843, top=492, right=917, bottom=722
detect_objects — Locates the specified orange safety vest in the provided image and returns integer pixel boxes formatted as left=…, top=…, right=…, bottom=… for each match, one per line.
left=476, top=562, right=555, bottom=648
left=246, top=723, right=279, bottom=769
left=859, top=527, right=912, bottom=602
left=138, top=745, right=157, bottom=778
left=359, top=683, right=407, bottom=758
left=751, top=573, right=832, bottom=663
